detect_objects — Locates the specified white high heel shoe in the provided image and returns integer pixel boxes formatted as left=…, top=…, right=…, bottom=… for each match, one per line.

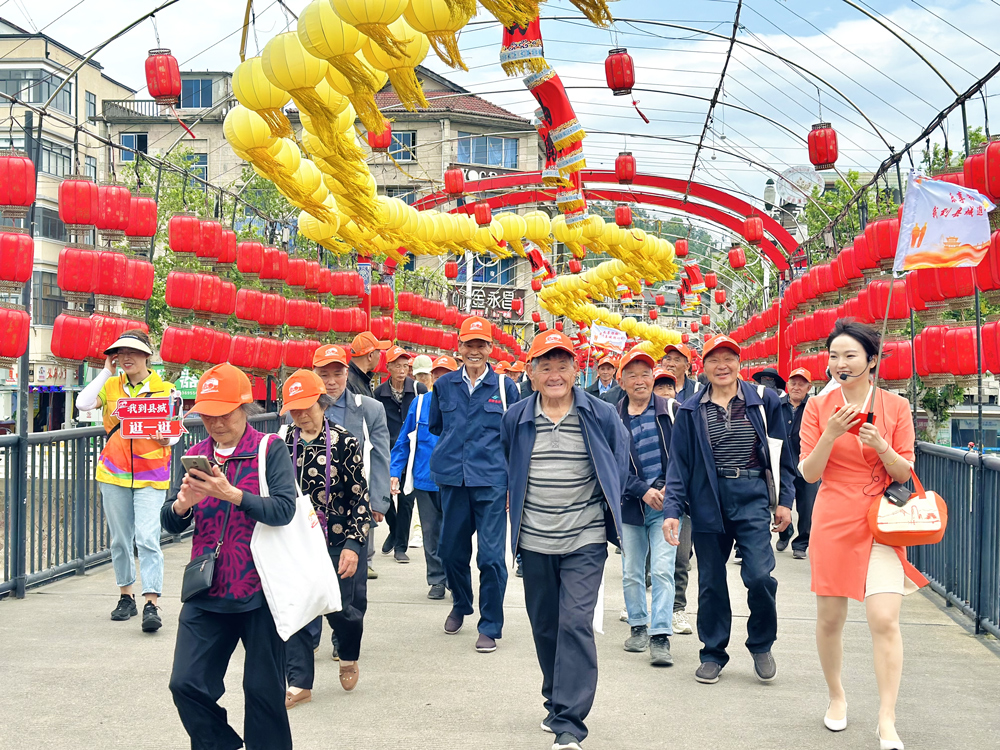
left=823, top=702, right=847, bottom=732
left=876, top=726, right=904, bottom=750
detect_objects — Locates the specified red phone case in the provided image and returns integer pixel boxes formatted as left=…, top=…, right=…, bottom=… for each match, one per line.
left=834, top=405, right=877, bottom=436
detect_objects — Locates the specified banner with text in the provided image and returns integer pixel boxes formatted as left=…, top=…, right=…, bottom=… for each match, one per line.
left=591, top=324, right=628, bottom=354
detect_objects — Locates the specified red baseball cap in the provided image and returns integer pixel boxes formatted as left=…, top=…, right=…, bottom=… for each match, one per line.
left=788, top=367, right=812, bottom=383
left=313, top=344, right=349, bottom=368
left=458, top=316, right=492, bottom=343
left=351, top=331, right=391, bottom=356
left=702, top=334, right=741, bottom=359
left=617, top=348, right=656, bottom=377
left=431, top=355, right=458, bottom=372
left=280, top=370, right=325, bottom=415
left=527, top=330, right=575, bottom=359
left=188, top=363, right=254, bottom=417
left=385, top=345, right=411, bottom=363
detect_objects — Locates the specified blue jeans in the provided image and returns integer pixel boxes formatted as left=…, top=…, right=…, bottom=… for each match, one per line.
left=101, top=482, right=165, bottom=595
left=621, top=509, right=677, bottom=636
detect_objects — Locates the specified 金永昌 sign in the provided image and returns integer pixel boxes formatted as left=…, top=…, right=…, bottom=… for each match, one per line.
left=112, top=397, right=186, bottom=439
left=449, top=285, right=525, bottom=320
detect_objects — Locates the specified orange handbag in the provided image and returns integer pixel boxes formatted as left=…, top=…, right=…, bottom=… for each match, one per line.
left=867, top=468, right=948, bottom=547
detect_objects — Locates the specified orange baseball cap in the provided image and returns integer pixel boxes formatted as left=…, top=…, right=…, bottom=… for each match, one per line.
left=458, top=316, right=492, bottom=343
left=618, top=348, right=656, bottom=376
left=280, top=369, right=325, bottom=415
left=385, top=345, right=411, bottom=363
left=431, top=355, right=458, bottom=372
left=188, top=363, right=254, bottom=417
left=702, top=334, right=741, bottom=359
left=509, top=360, right=525, bottom=373
left=351, top=331, right=391, bottom=356
left=788, top=367, right=812, bottom=382
left=597, top=355, right=617, bottom=368
left=528, top=330, right=575, bottom=359
left=662, top=343, right=691, bottom=360
left=653, top=367, right=676, bottom=385
left=495, top=362, right=509, bottom=374
left=313, top=343, right=349, bottom=368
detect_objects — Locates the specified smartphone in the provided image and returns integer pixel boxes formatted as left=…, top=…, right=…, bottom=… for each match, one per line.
left=834, top=406, right=877, bottom=436
left=181, top=455, right=214, bottom=477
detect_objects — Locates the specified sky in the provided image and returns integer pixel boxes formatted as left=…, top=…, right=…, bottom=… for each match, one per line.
left=2, top=0, right=997, bottom=245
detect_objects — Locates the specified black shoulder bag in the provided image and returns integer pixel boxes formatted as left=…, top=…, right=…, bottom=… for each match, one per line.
left=180, top=503, right=232, bottom=602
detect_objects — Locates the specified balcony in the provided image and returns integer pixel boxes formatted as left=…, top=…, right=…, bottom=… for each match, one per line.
left=101, top=99, right=163, bottom=119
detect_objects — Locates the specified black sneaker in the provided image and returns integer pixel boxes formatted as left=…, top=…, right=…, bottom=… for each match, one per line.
left=694, top=661, right=723, bottom=684
left=515, top=561, right=523, bottom=578
left=752, top=651, right=777, bottom=682
left=649, top=634, right=673, bottom=666
left=331, top=635, right=340, bottom=662
left=624, top=624, right=649, bottom=652
left=428, top=584, right=446, bottom=600
left=381, top=537, right=394, bottom=555
left=141, top=601, right=162, bottom=632
left=552, top=732, right=583, bottom=750
left=776, top=538, right=790, bottom=552
left=111, top=594, right=137, bottom=621
left=394, top=550, right=410, bottom=564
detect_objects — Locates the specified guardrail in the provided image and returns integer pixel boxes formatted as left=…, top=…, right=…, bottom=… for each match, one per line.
left=101, top=99, right=164, bottom=118
left=911, top=442, right=1000, bottom=638
left=0, top=413, right=279, bottom=598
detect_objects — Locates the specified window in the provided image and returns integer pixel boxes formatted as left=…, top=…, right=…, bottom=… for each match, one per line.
left=0, top=69, right=72, bottom=113
left=184, top=153, right=208, bottom=187
left=85, top=91, right=96, bottom=120
left=457, top=132, right=518, bottom=169
left=386, top=186, right=416, bottom=205
left=0, top=136, right=71, bottom=177
left=84, top=155, right=97, bottom=180
left=389, top=131, right=416, bottom=161
left=32, top=272, right=64, bottom=327
left=181, top=79, right=213, bottom=108
left=119, top=133, right=147, bottom=162
left=36, top=207, right=66, bottom=242
left=456, top=256, right=515, bottom=285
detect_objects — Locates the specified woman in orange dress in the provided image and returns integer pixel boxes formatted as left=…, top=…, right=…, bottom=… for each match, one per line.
left=800, top=320, right=927, bottom=750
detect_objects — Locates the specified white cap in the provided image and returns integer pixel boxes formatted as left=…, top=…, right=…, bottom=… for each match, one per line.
left=412, top=354, right=434, bottom=375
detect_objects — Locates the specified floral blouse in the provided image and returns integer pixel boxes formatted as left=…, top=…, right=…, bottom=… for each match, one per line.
left=284, top=419, right=370, bottom=554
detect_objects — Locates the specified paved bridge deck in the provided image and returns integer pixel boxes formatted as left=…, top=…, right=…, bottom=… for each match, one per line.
left=1, top=528, right=998, bottom=750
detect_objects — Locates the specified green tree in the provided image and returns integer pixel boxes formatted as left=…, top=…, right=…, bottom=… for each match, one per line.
left=922, top=126, right=986, bottom=172
left=802, top=170, right=899, bottom=252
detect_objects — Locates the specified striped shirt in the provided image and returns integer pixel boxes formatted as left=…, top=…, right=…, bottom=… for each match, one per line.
left=627, top=398, right=663, bottom=483
left=519, top=400, right=607, bottom=555
left=702, top=387, right=760, bottom=469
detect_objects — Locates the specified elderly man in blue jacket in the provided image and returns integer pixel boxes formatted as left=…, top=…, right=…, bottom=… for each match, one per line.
left=428, top=316, right=521, bottom=654
left=662, top=335, right=795, bottom=685
left=502, top=330, right=629, bottom=750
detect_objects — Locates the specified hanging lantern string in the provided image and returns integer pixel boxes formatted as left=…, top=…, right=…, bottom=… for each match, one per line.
left=150, top=15, right=160, bottom=48
left=631, top=97, right=650, bottom=124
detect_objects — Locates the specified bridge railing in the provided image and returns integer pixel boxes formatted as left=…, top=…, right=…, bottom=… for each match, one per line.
left=0, top=414, right=280, bottom=598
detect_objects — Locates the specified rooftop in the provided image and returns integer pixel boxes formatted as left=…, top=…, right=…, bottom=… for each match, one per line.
left=375, top=89, right=530, bottom=125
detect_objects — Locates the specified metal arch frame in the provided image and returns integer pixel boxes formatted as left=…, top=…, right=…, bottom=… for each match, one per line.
left=414, top=170, right=796, bottom=270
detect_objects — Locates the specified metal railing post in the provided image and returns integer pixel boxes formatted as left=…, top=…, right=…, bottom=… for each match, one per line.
left=73, top=434, right=87, bottom=575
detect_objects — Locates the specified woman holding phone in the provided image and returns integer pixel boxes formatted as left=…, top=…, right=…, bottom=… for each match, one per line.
left=280, top=369, right=371, bottom=707
left=799, top=320, right=926, bottom=750
left=75, top=329, right=177, bottom=632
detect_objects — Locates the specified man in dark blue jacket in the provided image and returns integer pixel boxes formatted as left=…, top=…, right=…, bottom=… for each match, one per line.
left=428, top=316, right=521, bottom=654
left=662, top=335, right=795, bottom=685
left=615, top=348, right=678, bottom=667
left=502, top=330, right=628, bottom=750
left=776, top=367, right=817, bottom=559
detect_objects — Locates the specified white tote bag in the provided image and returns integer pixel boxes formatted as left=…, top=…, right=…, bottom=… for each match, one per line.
left=755, top=385, right=783, bottom=512
left=402, top=393, right=424, bottom=496
left=250, top=435, right=342, bottom=641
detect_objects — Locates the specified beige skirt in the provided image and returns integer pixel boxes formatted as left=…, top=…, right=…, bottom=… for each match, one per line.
left=865, top=542, right=920, bottom=598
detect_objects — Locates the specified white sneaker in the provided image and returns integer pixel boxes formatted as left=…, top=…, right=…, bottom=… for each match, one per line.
left=409, top=526, right=423, bottom=548
left=672, top=610, right=694, bottom=635
left=619, top=607, right=628, bottom=623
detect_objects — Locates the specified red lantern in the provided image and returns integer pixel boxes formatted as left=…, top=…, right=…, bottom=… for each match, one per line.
left=217, top=228, right=237, bottom=267
left=675, top=239, right=688, bottom=258
left=228, top=334, right=260, bottom=370
left=444, top=261, right=458, bottom=279
left=531, top=311, right=541, bottom=323
left=0, top=230, right=33, bottom=292
left=169, top=213, right=200, bottom=254
left=964, top=148, right=987, bottom=195
left=531, top=278, right=542, bottom=292
left=511, top=298, right=523, bottom=316
left=0, top=307, right=28, bottom=366
left=984, top=140, right=1000, bottom=201
left=124, top=258, right=155, bottom=303
left=604, top=48, right=635, bottom=96
left=538, top=321, right=548, bottom=332
left=701, top=314, right=710, bottom=326
left=704, top=272, right=717, bottom=289
left=743, top=215, right=764, bottom=245
left=95, top=184, right=131, bottom=240
left=59, top=175, right=100, bottom=230
left=56, top=245, right=98, bottom=303
left=615, top=151, right=636, bottom=184
left=648, top=309, right=658, bottom=321
left=237, top=240, right=264, bottom=279
left=715, top=290, right=727, bottom=305
left=50, top=313, right=93, bottom=364
left=728, top=245, right=746, bottom=269
left=124, top=194, right=157, bottom=250
left=681, top=333, right=690, bottom=344
left=690, top=321, right=699, bottom=333
left=808, top=122, right=838, bottom=171
left=569, top=258, right=582, bottom=274
left=474, top=201, right=492, bottom=226
left=197, top=219, right=222, bottom=264
left=367, top=120, right=392, bottom=153
left=145, top=48, right=181, bottom=105
left=555, top=320, right=564, bottom=331
left=95, top=250, right=127, bottom=299
left=444, top=168, right=464, bottom=195
left=615, top=204, right=632, bottom=227
left=0, top=150, right=36, bottom=218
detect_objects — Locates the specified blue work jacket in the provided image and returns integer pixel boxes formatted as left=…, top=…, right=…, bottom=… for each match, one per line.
left=617, top=394, right=675, bottom=526
left=428, top=366, right=521, bottom=487
left=662, top=380, right=796, bottom=534
left=501, top=387, right=629, bottom=555
left=389, top=392, right=438, bottom=493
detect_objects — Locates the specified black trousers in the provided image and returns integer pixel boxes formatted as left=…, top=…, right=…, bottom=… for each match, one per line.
left=521, top=543, right=607, bottom=743
left=383, top=490, right=415, bottom=553
left=284, top=547, right=368, bottom=688
left=414, top=489, right=446, bottom=586
left=778, top=476, right=818, bottom=552
left=169, top=603, right=291, bottom=750
left=674, top=513, right=693, bottom=612
left=693, top=476, right=778, bottom=667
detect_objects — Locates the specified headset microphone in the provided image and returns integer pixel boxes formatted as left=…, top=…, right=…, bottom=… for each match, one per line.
left=837, top=357, right=876, bottom=382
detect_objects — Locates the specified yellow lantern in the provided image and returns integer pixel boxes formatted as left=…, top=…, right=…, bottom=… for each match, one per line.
left=330, top=0, right=410, bottom=58
left=271, top=137, right=302, bottom=175
left=362, top=17, right=430, bottom=111
left=301, top=128, right=335, bottom=160
left=552, top=214, right=585, bottom=258
left=403, top=0, right=472, bottom=71
left=298, top=209, right=341, bottom=250
left=325, top=52, right=389, bottom=134
left=232, top=57, right=293, bottom=138
left=477, top=0, right=539, bottom=29
left=495, top=212, right=527, bottom=256
left=224, top=105, right=287, bottom=178
left=523, top=210, right=552, bottom=254
left=262, top=31, right=328, bottom=101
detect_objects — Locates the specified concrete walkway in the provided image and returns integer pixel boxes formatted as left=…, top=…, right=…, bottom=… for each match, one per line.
left=1, top=526, right=998, bottom=750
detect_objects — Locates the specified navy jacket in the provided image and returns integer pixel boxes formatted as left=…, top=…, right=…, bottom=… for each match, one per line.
left=780, top=393, right=809, bottom=463
left=501, top=387, right=629, bottom=555
left=374, top=376, right=427, bottom=446
left=662, top=380, right=796, bottom=534
left=428, top=366, right=521, bottom=487
left=616, top=394, right=674, bottom=526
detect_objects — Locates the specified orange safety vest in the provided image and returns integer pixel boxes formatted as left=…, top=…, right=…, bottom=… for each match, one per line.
left=96, top=371, right=176, bottom=490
